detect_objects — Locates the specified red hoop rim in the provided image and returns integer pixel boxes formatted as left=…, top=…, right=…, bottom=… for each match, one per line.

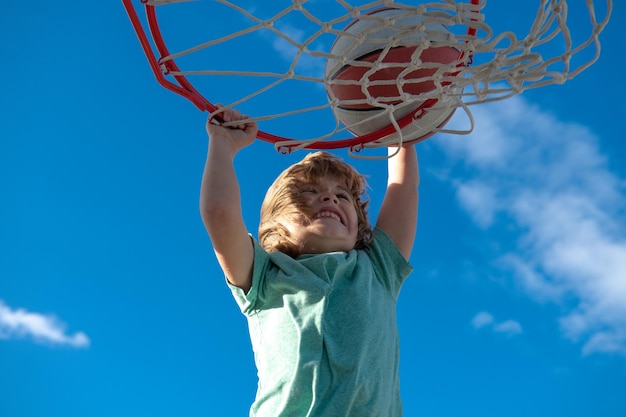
left=122, top=0, right=480, bottom=151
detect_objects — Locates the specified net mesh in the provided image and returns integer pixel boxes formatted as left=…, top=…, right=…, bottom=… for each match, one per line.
left=128, top=0, right=612, bottom=153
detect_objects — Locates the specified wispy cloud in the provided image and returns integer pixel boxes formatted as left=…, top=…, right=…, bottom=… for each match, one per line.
left=0, top=300, right=90, bottom=348
left=439, top=96, right=626, bottom=355
left=271, top=24, right=306, bottom=62
left=494, top=320, right=524, bottom=336
left=269, top=23, right=327, bottom=79
left=471, top=311, right=523, bottom=337
left=471, top=311, right=495, bottom=329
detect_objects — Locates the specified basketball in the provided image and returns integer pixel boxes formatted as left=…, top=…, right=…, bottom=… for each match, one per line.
left=325, top=7, right=463, bottom=144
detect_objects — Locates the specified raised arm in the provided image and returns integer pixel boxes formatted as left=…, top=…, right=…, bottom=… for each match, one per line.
left=375, top=145, right=420, bottom=260
left=200, top=107, right=258, bottom=292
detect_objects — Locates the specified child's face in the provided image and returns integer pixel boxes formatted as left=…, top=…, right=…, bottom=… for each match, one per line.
left=283, top=176, right=359, bottom=255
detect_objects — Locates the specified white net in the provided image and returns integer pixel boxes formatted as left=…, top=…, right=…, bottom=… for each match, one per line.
left=131, top=0, right=613, bottom=153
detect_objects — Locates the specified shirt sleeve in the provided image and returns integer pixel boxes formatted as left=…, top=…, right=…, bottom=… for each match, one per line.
left=365, top=228, right=413, bottom=298
left=226, top=235, right=270, bottom=315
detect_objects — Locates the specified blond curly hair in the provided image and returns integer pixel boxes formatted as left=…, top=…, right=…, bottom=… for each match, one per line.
left=259, top=152, right=373, bottom=258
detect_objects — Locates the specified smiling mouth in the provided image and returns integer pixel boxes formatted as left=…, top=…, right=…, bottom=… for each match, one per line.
left=313, top=210, right=343, bottom=225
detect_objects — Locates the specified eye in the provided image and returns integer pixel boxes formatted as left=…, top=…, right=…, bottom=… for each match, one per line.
left=336, top=192, right=350, bottom=200
left=303, top=187, right=317, bottom=194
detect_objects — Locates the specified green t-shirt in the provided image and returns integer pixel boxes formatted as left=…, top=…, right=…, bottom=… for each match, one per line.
left=228, top=228, right=413, bottom=417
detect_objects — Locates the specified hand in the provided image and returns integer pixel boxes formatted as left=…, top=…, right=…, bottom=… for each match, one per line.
left=206, top=105, right=258, bottom=153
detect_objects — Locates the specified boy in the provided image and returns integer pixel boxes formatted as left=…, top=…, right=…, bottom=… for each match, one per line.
left=200, top=106, right=419, bottom=416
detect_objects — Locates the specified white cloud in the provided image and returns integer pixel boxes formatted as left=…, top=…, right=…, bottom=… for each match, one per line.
left=267, top=23, right=327, bottom=79
left=471, top=311, right=523, bottom=337
left=271, top=24, right=305, bottom=62
left=581, top=330, right=626, bottom=356
left=471, top=311, right=494, bottom=329
left=439, top=96, right=626, bottom=356
left=456, top=181, right=497, bottom=228
left=0, top=300, right=90, bottom=348
left=494, top=320, right=523, bottom=336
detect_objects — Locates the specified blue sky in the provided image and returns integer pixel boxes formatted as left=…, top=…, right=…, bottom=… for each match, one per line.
left=1, top=1, right=625, bottom=416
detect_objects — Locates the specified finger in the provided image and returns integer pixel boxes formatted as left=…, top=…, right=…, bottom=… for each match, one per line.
left=236, top=114, right=251, bottom=129
left=208, top=104, right=224, bottom=126
left=226, top=109, right=242, bottom=123
left=209, top=106, right=252, bottom=129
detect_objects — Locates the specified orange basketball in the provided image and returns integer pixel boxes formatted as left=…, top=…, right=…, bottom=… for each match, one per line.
left=325, top=8, right=463, bottom=143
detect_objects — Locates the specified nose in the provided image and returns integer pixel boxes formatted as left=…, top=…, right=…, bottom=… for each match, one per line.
left=320, top=191, right=338, bottom=204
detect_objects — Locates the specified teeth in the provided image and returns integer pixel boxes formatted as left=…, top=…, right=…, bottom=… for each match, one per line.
left=314, top=211, right=341, bottom=222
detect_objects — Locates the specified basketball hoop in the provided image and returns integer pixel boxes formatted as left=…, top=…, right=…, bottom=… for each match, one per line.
left=122, top=0, right=612, bottom=154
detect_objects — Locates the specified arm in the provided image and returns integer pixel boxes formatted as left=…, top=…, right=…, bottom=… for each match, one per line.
left=200, top=107, right=258, bottom=292
left=375, top=145, right=419, bottom=260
